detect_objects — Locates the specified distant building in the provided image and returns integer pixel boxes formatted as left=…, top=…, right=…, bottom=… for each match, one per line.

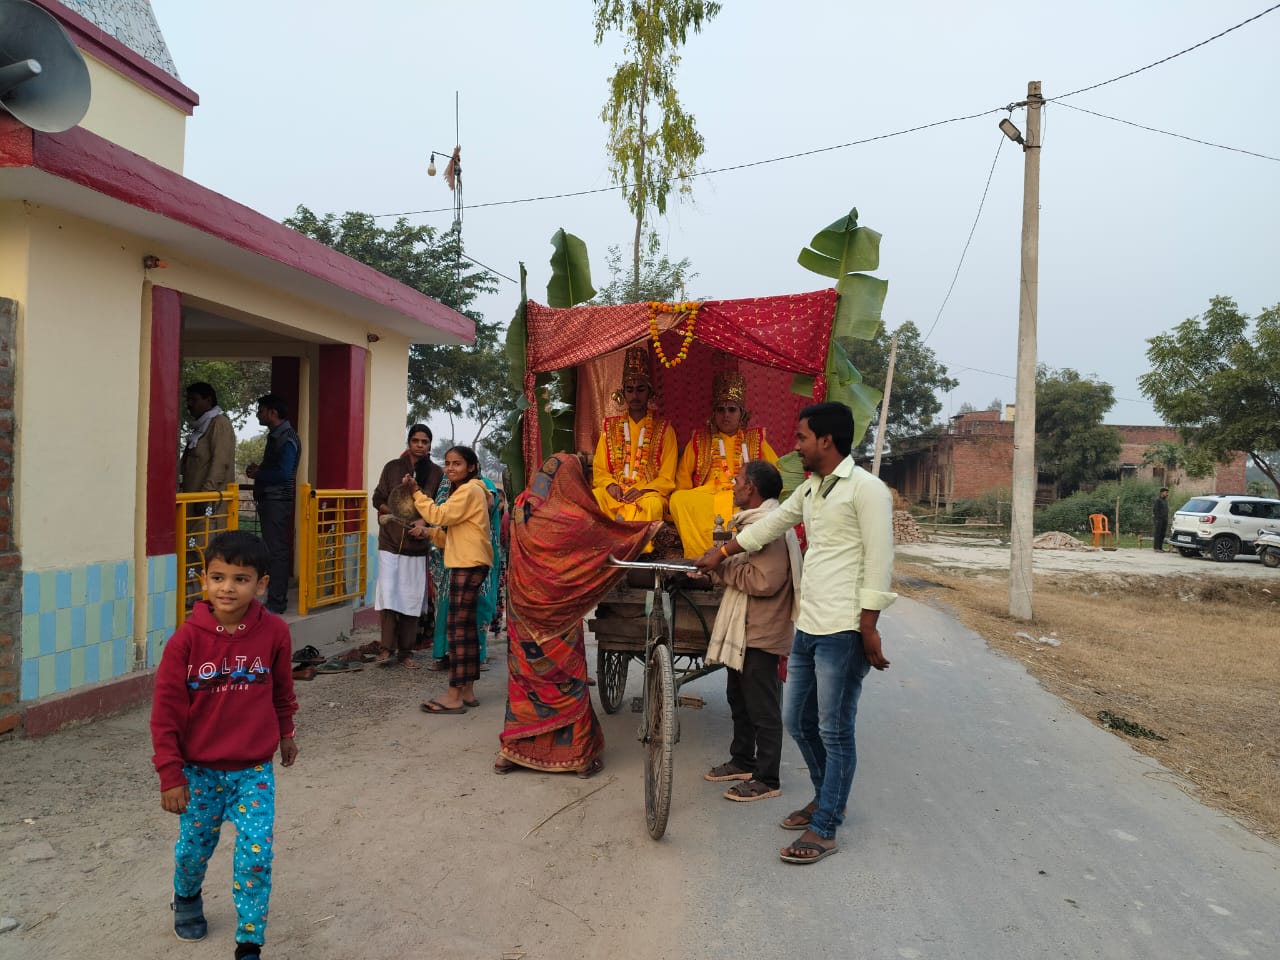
left=0, top=1, right=471, bottom=734
left=881, top=410, right=1247, bottom=509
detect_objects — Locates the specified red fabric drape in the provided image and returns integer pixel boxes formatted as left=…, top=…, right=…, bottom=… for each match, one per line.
left=521, top=289, right=837, bottom=478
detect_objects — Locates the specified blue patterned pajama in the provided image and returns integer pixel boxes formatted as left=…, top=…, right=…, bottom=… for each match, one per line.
left=173, top=763, right=276, bottom=945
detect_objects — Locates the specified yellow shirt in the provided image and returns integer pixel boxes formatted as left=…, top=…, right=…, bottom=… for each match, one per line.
left=411, top=480, right=493, bottom=569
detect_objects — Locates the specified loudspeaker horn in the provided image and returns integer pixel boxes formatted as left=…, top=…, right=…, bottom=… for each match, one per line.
left=0, top=0, right=90, bottom=133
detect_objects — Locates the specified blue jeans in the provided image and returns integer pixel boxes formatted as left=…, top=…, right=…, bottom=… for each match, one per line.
left=783, top=629, right=871, bottom=839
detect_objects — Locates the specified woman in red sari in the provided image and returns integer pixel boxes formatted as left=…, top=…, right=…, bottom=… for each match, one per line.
left=495, top=453, right=658, bottom=777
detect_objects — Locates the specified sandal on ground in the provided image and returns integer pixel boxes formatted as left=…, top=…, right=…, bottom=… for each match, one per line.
left=576, top=757, right=605, bottom=779
left=315, top=658, right=349, bottom=674
left=705, top=762, right=753, bottom=782
left=779, top=840, right=839, bottom=865
left=376, top=650, right=394, bottom=666
left=291, top=665, right=317, bottom=682
left=780, top=803, right=846, bottom=830
left=493, top=757, right=520, bottom=775
left=399, top=657, right=421, bottom=670
left=291, top=644, right=323, bottom=665
left=420, top=699, right=467, bottom=715
left=463, top=698, right=480, bottom=707
left=426, top=658, right=449, bottom=672
left=724, top=779, right=781, bottom=802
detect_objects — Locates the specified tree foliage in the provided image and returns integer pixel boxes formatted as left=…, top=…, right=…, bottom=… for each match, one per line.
left=180, top=360, right=271, bottom=428
left=283, top=206, right=516, bottom=452
left=1139, top=296, right=1280, bottom=494
left=843, top=321, right=957, bottom=456
left=1034, top=365, right=1122, bottom=497
left=593, top=0, right=721, bottom=298
left=591, top=241, right=695, bottom=304
left=1140, top=439, right=1214, bottom=481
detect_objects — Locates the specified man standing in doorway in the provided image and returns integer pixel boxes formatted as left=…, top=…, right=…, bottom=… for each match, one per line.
left=695, top=401, right=897, bottom=865
left=246, top=394, right=300, bottom=615
left=180, top=382, right=235, bottom=493
left=1153, top=486, right=1170, bottom=553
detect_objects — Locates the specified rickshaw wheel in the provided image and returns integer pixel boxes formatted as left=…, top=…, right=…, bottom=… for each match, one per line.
left=597, top=648, right=628, bottom=714
left=644, top=643, right=676, bottom=840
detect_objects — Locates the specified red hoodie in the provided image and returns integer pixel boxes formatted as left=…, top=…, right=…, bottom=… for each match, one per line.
left=151, top=600, right=298, bottom=792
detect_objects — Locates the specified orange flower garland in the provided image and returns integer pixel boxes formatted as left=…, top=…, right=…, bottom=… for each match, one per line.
left=648, top=301, right=700, bottom=369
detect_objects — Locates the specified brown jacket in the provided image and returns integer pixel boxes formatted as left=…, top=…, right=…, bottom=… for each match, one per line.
left=371, top=454, right=442, bottom=556
left=180, top=413, right=235, bottom=493
left=715, top=534, right=794, bottom=657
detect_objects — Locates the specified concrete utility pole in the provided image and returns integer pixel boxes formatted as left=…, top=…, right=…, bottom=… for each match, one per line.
left=871, top=332, right=898, bottom=477
left=1009, top=81, right=1042, bottom=621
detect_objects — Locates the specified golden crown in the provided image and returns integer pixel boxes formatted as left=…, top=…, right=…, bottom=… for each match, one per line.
left=711, top=370, right=747, bottom=406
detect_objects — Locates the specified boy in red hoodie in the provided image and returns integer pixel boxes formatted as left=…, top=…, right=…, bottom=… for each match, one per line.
left=151, top=531, right=299, bottom=960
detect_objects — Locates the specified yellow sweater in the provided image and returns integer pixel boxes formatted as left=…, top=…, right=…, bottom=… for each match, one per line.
left=411, top=480, right=493, bottom=569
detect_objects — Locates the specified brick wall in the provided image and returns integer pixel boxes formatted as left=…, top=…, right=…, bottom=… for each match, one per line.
left=0, top=298, right=19, bottom=735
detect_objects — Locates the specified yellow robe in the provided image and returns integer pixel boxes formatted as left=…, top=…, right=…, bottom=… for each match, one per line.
left=670, top=427, right=777, bottom=557
left=592, top=413, right=678, bottom=522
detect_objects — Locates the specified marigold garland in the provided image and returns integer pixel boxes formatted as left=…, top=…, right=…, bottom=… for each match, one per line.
left=648, top=301, right=700, bottom=369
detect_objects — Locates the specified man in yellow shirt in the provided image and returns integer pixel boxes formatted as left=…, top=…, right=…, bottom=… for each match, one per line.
left=670, top=371, right=777, bottom=557
left=592, top=344, right=677, bottom=522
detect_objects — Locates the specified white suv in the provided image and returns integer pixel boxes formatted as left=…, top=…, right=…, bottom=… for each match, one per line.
left=1168, top=494, right=1280, bottom=562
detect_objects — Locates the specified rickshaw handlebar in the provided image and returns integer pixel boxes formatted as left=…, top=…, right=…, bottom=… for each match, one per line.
left=608, top=556, right=701, bottom=575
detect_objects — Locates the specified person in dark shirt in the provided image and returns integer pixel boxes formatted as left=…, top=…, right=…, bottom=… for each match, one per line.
left=1153, top=486, right=1170, bottom=552
left=246, top=394, right=301, bottom=614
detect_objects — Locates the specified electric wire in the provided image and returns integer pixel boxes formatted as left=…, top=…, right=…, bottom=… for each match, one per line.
left=1054, top=101, right=1280, bottom=163
left=921, top=133, right=1006, bottom=344
left=459, top=251, right=518, bottom=284
left=370, top=105, right=1009, bottom=220
left=1047, top=2, right=1280, bottom=103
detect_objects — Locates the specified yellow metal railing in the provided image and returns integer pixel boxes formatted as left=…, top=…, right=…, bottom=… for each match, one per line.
left=298, top=483, right=368, bottom=615
left=176, top=484, right=240, bottom=623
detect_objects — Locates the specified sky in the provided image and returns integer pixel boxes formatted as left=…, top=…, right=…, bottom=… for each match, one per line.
left=150, top=0, right=1280, bottom=433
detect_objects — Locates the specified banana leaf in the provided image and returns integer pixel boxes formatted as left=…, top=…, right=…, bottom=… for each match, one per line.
left=789, top=373, right=816, bottom=397
left=547, top=228, right=595, bottom=307
left=775, top=451, right=807, bottom=501
left=503, top=263, right=529, bottom=396
left=824, top=339, right=882, bottom=446
left=499, top=407, right=526, bottom=494
left=834, top=274, right=888, bottom=342
left=797, top=208, right=881, bottom=278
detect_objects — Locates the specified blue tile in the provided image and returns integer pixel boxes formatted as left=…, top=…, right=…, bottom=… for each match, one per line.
left=70, top=606, right=87, bottom=648
left=125, top=604, right=134, bottom=635
left=54, top=651, right=71, bottom=693
left=23, top=572, right=40, bottom=615
left=83, top=645, right=100, bottom=683
left=150, top=593, right=165, bottom=632
left=99, top=601, right=115, bottom=641
left=39, top=611, right=56, bottom=657
left=114, top=562, right=130, bottom=600
left=164, top=554, right=178, bottom=592
left=20, top=659, right=40, bottom=701
left=112, top=637, right=128, bottom=677
left=55, top=571, right=72, bottom=609
left=85, top=564, right=102, bottom=603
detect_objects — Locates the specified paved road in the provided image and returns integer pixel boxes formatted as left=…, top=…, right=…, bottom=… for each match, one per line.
left=641, top=595, right=1280, bottom=960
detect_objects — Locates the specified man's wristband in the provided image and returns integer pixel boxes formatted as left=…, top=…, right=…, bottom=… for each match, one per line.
left=719, top=545, right=730, bottom=558
left=281, top=732, right=296, bottom=739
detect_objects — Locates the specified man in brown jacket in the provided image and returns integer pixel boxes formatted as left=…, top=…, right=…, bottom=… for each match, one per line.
left=703, top=460, right=799, bottom=802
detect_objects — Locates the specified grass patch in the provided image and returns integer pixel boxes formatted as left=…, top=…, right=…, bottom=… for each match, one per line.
left=895, top=562, right=1280, bottom=842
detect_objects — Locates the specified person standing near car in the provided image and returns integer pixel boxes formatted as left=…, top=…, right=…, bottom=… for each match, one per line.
left=1153, top=487, right=1170, bottom=552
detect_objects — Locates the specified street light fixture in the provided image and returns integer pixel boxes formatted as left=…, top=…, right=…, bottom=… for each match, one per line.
left=999, top=117, right=1025, bottom=145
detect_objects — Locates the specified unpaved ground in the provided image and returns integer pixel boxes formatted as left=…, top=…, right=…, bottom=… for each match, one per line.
left=0, top=630, right=683, bottom=960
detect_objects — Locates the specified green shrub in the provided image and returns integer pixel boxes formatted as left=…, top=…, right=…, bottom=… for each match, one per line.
left=1034, top=480, right=1190, bottom=536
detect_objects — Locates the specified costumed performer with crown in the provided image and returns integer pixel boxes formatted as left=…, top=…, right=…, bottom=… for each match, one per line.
left=670, top=369, right=777, bottom=558
left=592, top=343, right=678, bottom=523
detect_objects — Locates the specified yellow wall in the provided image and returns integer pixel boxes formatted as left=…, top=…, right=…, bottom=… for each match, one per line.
left=18, top=210, right=145, bottom=569
left=80, top=56, right=186, bottom=172
left=365, top=333, right=413, bottom=490
left=0, top=202, right=31, bottom=309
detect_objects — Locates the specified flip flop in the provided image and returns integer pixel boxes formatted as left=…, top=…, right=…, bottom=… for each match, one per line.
left=399, top=658, right=421, bottom=670
left=493, top=757, right=519, bottom=775
left=463, top=698, right=480, bottom=707
left=291, top=665, right=317, bottom=682
left=779, top=841, right=839, bottom=865
left=576, top=757, right=605, bottom=779
left=376, top=651, right=394, bottom=666
left=315, top=658, right=349, bottom=674
left=291, top=645, right=323, bottom=665
left=420, top=699, right=467, bottom=715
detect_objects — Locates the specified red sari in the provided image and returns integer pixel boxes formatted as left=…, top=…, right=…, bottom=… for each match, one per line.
left=499, top=454, right=659, bottom=773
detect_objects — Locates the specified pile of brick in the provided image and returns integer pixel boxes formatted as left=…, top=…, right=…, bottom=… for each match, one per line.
left=1032, top=531, right=1094, bottom=552
left=893, top=510, right=927, bottom=544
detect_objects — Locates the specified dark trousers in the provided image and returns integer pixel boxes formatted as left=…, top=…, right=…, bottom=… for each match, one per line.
left=726, top=647, right=784, bottom=789
left=256, top=499, right=294, bottom=614
left=1153, top=519, right=1168, bottom=551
